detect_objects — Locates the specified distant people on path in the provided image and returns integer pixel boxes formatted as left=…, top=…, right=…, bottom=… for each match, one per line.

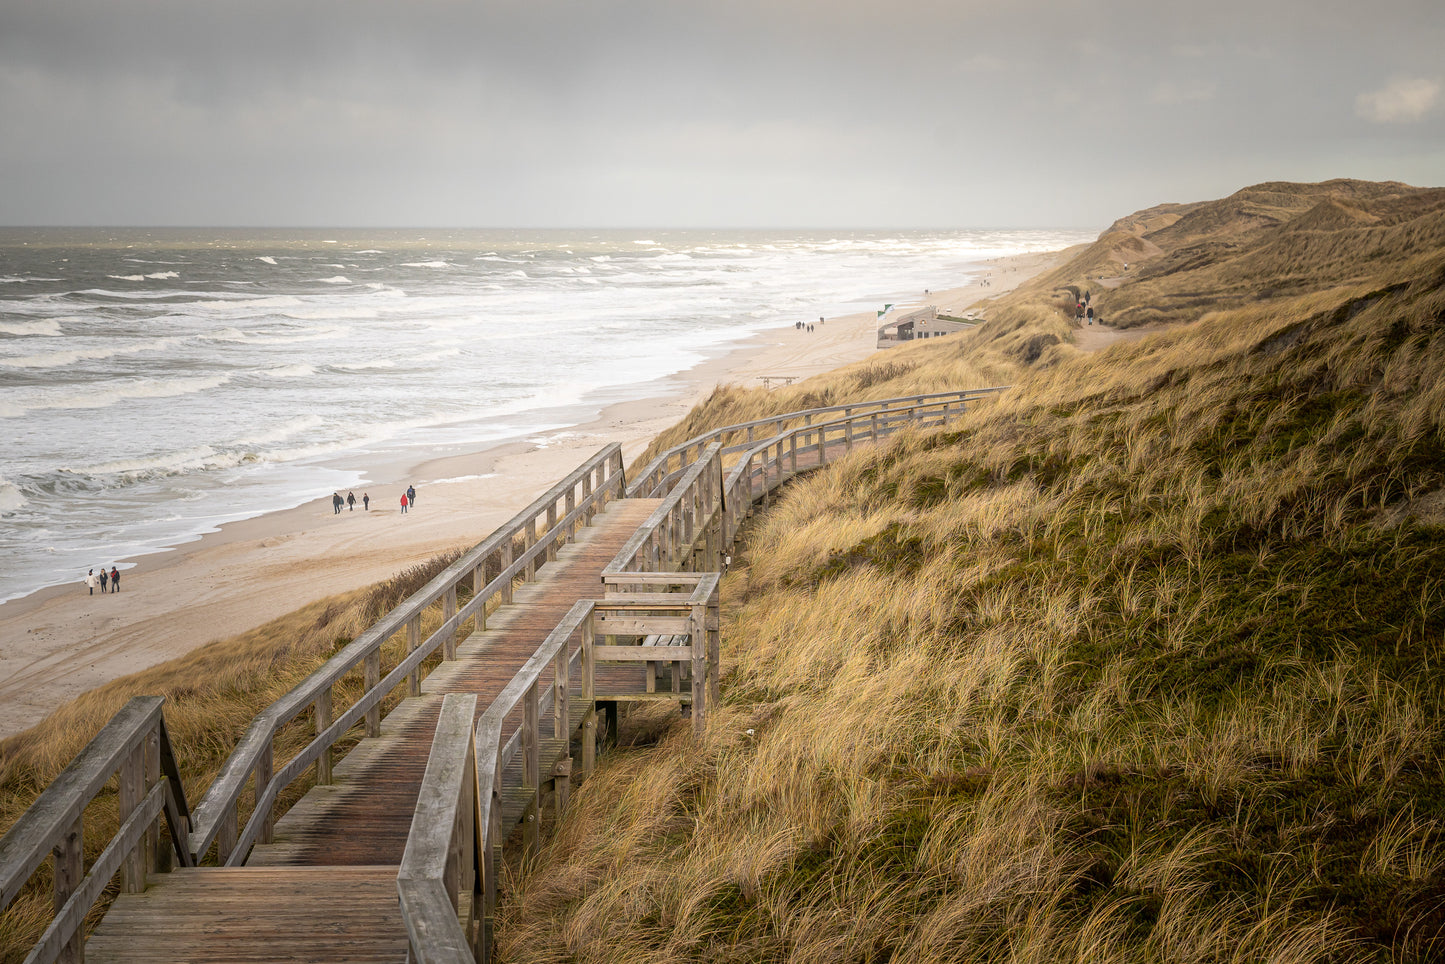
left=85, top=569, right=98, bottom=595
left=363, top=492, right=370, bottom=511
left=110, top=566, right=120, bottom=592
left=332, top=492, right=344, bottom=514
left=99, top=568, right=108, bottom=593
left=400, top=492, right=409, bottom=513
left=347, top=491, right=356, bottom=511
left=406, top=484, right=416, bottom=508
left=1086, top=306, right=1094, bottom=325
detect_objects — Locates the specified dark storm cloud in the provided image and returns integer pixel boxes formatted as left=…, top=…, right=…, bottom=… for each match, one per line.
left=0, top=0, right=1441, bottom=226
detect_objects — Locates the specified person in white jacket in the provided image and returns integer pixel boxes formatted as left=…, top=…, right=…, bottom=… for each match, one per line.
left=84, top=569, right=99, bottom=596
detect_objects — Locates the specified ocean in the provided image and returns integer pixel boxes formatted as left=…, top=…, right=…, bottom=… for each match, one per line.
left=0, top=227, right=1093, bottom=606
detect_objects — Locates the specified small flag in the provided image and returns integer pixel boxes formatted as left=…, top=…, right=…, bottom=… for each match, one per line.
left=877, top=303, right=893, bottom=318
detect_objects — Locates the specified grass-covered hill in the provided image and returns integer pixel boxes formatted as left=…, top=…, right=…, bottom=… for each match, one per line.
left=500, top=181, right=1445, bottom=963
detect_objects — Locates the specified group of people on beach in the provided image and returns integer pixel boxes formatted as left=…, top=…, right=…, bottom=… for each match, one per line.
left=84, top=566, right=120, bottom=595
left=332, top=485, right=417, bottom=514
left=795, top=316, right=826, bottom=333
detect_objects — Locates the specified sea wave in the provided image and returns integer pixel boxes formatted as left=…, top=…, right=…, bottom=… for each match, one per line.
left=106, top=271, right=181, bottom=281
left=194, top=295, right=304, bottom=311
left=0, top=319, right=64, bottom=336
left=200, top=324, right=350, bottom=345
left=257, top=256, right=278, bottom=265
left=0, top=340, right=173, bottom=369
left=1, top=375, right=231, bottom=418
left=318, top=276, right=351, bottom=284
left=261, top=364, right=317, bottom=379
left=0, top=276, right=64, bottom=284
left=0, top=477, right=26, bottom=513
left=331, top=359, right=395, bottom=371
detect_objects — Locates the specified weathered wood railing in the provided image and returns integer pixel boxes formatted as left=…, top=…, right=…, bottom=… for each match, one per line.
left=467, top=583, right=720, bottom=962
left=0, top=697, right=192, bottom=964
left=606, top=443, right=725, bottom=575
left=627, top=387, right=1006, bottom=498
left=398, top=693, right=480, bottom=964
left=189, top=444, right=626, bottom=867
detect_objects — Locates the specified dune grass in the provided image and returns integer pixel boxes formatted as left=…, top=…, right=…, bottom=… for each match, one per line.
left=497, top=181, right=1445, bottom=963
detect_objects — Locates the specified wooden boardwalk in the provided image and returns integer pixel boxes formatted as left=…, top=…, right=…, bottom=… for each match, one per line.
left=85, top=498, right=661, bottom=962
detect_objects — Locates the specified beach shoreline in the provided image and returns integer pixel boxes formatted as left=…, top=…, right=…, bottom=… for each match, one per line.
left=0, top=249, right=1061, bottom=738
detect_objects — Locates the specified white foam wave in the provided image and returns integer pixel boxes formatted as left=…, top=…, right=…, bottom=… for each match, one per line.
left=108, top=274, right=146, bottom=282
left=257, top=256, right=278, bottom=265
left=401, top=260, right=453, bottom=269
left=0, top=477, right=25, bottom=513
left=234, top=414, right=326, bottom=446
left=331, top=359, right=395, bottom=370
left=2, top=375, right=231, bottom=418
left=353, top=249, right=383, bottom=255
left=194, top=295, right=305, bottom=311
left=0, top=276, right=64, bottom=284
left=147, top=271, right=179, bottom=280
left=281, top=306, right=378, bottom=321
left=200, top=324, right=350, bottom=345
left=262, top=364, right=317, bottom=379
left=0, top=340, right=169, bottom=369
left=0, top=319, right=64, bottom=336
left=319, top=276, right=352, bottom=284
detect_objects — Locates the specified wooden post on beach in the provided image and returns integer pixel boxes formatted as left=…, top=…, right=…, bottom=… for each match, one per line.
left=257, top=741, right=274, bottom=844
left=501, top=543, right=514, bottom=604
left=473, top=562, right=487, bottom=633
left=565, top=488, right=577, bottom=542
left=443, top=587, right=458, bottom=660
left=53, top=815, right=83, bottom=964
left=407, top=615, right=422, bottom=696
left=581, top=614, right=596, bottom=777
left=524, top=518, right=538, bottom=580
left=545, top=504, right=558, bottom=562
left=315, top=686, right=333, bottom=785
left=581, top=471, right=594, bottom=525
left=365, top=651, right=381, bottom=736
left=119, top=742, right=146, bottom=892
left=845, top=408, right=854, bottom=451
left=523, top=682, right=540, bottom=859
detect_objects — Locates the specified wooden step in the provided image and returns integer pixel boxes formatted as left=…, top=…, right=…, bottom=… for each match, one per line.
left=86, top=866, right=407, bottom=963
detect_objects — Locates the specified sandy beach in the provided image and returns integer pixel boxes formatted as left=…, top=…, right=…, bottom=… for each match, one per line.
left=0, top=250, right=1060, bottom=738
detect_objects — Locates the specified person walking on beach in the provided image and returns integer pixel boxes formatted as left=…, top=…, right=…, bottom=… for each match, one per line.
left=400, top=492, right=409, bottom=514
left=99, top=567, right=108, bottom=593
left=347, top=491, right=356, bottom=511
left=406, top=484, right=416, bottom=508
left=1086, top=306, right=1094, bottom=325
left=332, top=492, right=343, bottom=515
left=85, top=569, right=98, bottom=596
left=363, top=492, right=370, bottom=511
left=110, top=566, right=120, bottom=592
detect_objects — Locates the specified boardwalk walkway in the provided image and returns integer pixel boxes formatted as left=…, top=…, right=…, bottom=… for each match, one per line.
left=85, top=498, right=660, bottom=962
left=0, top=389, right=1004, bottom=964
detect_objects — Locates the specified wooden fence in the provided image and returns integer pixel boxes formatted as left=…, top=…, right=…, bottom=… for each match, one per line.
left=190, top=444, right=625, bottom=868
left=0, top=697, right=192, bottom=964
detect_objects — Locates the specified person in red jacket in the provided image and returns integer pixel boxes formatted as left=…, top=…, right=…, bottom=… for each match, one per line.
left=400, top=492, right=409, bottom=514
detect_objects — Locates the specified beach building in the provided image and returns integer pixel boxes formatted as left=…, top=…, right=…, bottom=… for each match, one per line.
left=877, top=306, right=974, bottom=346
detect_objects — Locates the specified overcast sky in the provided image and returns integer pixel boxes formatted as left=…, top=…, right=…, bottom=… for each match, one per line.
left=1, top=0, right=1441, bottom=228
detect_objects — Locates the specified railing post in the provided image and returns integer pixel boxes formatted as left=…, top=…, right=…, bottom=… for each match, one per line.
left=565, top=488, right=577, bottom=542
left=846, top=408, right=854, bottom=452
left=581, top=470, right=594, bottom=524
left=524, top=518, right=538, bottom=580
left=408, top=614, right=422, bottom=696
left=582, top=613, right=597, bottom=777
left=315, top=685, right=334, bottom=786
left=145, top=726, right=166, bottom=873
left=53, top=815, right=82, bottom=964
left=789, top=431, right=798, bottom=474
left=444, top=587, right=458, bottom=660
left=365, top=651, right=381, bottom=736
left=482, top=560, right=494, bottom=635
left=691, top=602, right=706, bottom=738
left=119, top=742, right=146, bottom=893
left=498, top=541, right=514, bottom=604
left=545, top=503, right=559, bottom=562
left=257, top=741, right=275, bottom=845
left=523, top=682, right=540, bottom=859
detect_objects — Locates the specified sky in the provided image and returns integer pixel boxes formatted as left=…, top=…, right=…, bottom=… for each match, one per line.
left=1, top=0, right=1442, bottom=229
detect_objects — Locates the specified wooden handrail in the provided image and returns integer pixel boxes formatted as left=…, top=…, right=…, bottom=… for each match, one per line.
left=627, top=387, right=1006, bottom=498
left=190, top=445, right=624, bottom=863
left=0, top=697, right=193, bottom=964
left=398, top=694, right=479, bottom=964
